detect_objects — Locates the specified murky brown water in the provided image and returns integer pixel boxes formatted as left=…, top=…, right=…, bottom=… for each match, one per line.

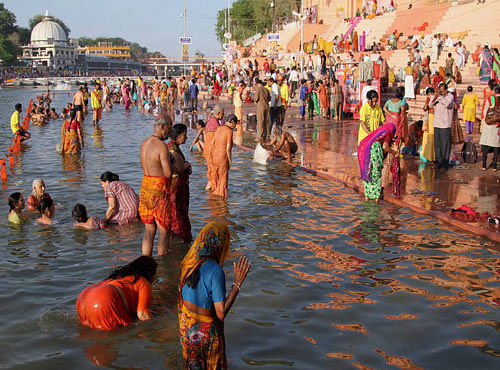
left=0, top=88, right=498, bottom=369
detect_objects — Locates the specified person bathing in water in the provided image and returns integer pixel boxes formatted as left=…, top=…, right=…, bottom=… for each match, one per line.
left=263, top=127, right=298, bottom=163
left=72, top=204, right=107, bottom=230
left=36, top=197, right=55, bottom=225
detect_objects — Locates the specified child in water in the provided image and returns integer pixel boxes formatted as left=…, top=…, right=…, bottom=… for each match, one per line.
left=72, top=204, right=107, bottom=230
left=190, top=119, right=205, bottom=152
left=8, top=192, right=28, bottom=225
left=36, top=197, right=55, bottom=225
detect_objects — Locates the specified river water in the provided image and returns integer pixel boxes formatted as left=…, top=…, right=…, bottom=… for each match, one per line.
left=0, top=88, right=498, bottom=369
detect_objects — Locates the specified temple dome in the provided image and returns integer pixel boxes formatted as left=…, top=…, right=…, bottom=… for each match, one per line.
left=30, top=11, right=67, bottom=46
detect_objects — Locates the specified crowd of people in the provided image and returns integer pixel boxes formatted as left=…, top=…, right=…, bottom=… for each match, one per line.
left=5, top=27, right=500, bottom=365
left=6, top=64, right=258, bottom=368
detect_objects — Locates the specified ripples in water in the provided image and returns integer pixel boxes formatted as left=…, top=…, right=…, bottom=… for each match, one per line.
left=0, top=89, right=498, bottom=369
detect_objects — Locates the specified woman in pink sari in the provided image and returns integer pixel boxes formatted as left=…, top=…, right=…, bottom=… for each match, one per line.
left=122, top=81, right=131, bottom=110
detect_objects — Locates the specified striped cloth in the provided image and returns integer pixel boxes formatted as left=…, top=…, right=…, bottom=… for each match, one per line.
left=104, top=181, right=139, bottom=225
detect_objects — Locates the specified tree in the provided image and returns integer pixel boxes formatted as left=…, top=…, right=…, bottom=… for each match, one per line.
left=29, top=14, right=71, bottom=37
left=15, top=26, right=30, bottom=45
left=0, top=2, right=16, bottom=36
left=0, top=34, right=16, bottom=63
left=215, top=0, right=297, bottom=47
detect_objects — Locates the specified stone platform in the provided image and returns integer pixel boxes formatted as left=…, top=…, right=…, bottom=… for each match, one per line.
left=198, top=95, right=500, bottom=244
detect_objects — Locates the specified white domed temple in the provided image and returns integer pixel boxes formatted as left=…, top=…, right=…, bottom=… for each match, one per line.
left=20, top=11, right=77, bottom=70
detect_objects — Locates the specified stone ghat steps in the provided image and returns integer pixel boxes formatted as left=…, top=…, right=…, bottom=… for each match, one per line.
left=351, top=12, right=397, bottom=48
left=286, top=23, right=331, bottom=53
left=386, top=3, right=451, bottom=38
left=433, top=1, right=500, bottom=48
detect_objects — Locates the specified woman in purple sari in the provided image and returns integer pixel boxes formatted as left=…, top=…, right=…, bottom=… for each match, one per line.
left=479, top=46, right=493, bottom=84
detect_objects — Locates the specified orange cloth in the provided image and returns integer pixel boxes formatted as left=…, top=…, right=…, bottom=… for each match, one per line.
left=204, top=131, right=216, bottom=189
left=138, top=175, right=171, bottom=230
left=318, top=84, right=329, bottom=109
left=76, top=276, right=152, bottom=331
left=210, top=125, right=233, bottom=198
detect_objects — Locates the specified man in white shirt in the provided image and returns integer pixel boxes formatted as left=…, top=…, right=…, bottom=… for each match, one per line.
left=288, top=66, right=300, bottom=98
left=269, top=77, right=282, bottom=135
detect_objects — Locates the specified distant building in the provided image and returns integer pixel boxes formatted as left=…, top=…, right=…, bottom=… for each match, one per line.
left=19, top=11, right=77, bottom=70
left=78, top=42, right=131, bottom=59
left=77, top=54, right=140, bottom=74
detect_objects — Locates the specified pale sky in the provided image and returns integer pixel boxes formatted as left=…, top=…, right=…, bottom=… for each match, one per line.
left=4, top=0, right=231, bottom=58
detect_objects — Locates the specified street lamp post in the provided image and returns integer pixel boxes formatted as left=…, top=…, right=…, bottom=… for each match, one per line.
left=271, top=1, right=275, bottom=33
left=292, top=1, right=305, bottom=76
left=183, top=0, right=187, bottom=76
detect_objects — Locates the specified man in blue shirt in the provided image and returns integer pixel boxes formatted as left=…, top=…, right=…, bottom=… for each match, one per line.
left=189, top=78, right=199, bottom=112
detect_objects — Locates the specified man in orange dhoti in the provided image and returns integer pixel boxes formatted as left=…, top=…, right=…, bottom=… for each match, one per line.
left=210, top=114, right=237, bottom=198
left=204, top=105, right=224, bottom=192
left=139, top=117, right=173, bottom=256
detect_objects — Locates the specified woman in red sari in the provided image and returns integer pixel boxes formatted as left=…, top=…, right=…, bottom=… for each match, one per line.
left=168, top=124, right=192, bottom=242
left=213, top=78, right=222, bottom=101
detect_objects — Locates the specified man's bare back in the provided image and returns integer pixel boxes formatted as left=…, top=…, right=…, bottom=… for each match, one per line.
left=140, top=116, right=173, bottom=178
left=73, top=90, right=84, bottom=106
left=140, top=136, right=171, bottom=177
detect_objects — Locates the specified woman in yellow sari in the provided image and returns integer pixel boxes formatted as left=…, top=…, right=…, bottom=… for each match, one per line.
left=60, top=109, right=84, bottom=155
left=178, top=222, right=250, bottom=370
left=420, top=87, right=435, bottom=162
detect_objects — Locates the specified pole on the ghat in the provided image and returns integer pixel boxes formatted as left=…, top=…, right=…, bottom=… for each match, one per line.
left=300, top=0, right=304, bottom=75
left=183, top=0, right=187, bottom=76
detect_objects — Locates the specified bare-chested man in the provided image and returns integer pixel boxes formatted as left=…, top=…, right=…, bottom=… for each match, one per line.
left=264, top=127, right=298, bottom=163
left=139, top=116, right=173, bottom=256
left=72, top=86, right=86, bottom=123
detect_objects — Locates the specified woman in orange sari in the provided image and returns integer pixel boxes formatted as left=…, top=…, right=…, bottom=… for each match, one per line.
left=317, top=80, right=329, bottom=118
left=204, top=105, right=224, bottom=191
left=178, top=222, right=250, bottom=370
left=210, top=115, right=237, bottom=198
left=61, top=109, right=84, bottom=155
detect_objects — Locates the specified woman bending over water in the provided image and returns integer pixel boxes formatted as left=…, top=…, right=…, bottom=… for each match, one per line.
left=72, top=204, right=107, bottom=230
left=76, top=256, right=157, bottom=330
left=100, top=171, right=139, bottom=225
left=27, top=179, right=52, bottom=211
left=8, top=192, right=28, bottom=224
left=178, top=222, right=250, bottom=369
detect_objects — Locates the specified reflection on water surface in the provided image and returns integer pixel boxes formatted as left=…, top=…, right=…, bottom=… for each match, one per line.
left=0, top=89, right=498, bottom=369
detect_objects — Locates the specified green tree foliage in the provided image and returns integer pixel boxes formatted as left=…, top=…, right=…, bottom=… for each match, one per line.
left=0, top=2, right=16, bottom=35
left=0, top=34, right=16, bottom=63
left=15, top=26, right=30, bottom=45
left=215, top=0, right=299, bottom=46
left=29, top=14, right=71, bottom=36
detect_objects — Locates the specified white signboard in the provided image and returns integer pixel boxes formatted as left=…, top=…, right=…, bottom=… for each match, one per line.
left=267, top=33, right=280, bottom=41
left=179, top=37, right=192, bottom=44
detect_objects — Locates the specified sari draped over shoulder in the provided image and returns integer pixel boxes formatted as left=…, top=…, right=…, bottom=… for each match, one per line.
left=168, top=140, right=192, bottom=242
left=358, top=123, right=397, bottom=182
left=61, top=119, right=81, bottom=155
left=178, top=222, right=231, bottom=370
left=479, top=49, right=493, bottom=84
